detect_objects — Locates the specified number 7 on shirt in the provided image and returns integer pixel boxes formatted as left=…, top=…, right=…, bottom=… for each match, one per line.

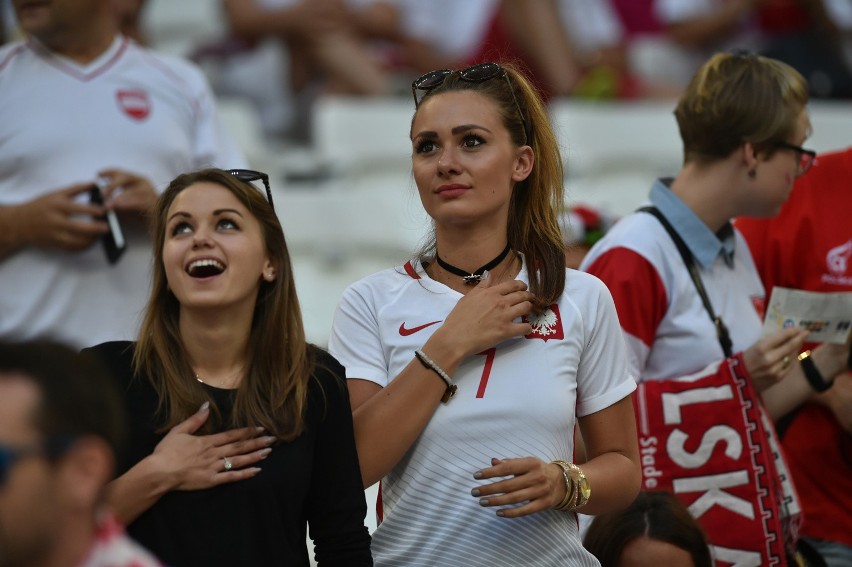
left=476, top=348, right=496, bottom=398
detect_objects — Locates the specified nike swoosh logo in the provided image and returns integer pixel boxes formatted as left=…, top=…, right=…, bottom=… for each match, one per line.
left=399, top=320, right=441, bottom=336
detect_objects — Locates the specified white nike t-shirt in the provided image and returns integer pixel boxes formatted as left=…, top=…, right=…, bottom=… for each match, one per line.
left=329, top=257, right=635, bottom=566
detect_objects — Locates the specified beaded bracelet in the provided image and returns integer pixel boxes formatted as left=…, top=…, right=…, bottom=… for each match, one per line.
left=414, top=350, right=457, bottom=403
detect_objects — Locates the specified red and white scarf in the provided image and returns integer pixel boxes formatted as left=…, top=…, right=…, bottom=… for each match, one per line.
left=634, top=354, right=801, bottom=566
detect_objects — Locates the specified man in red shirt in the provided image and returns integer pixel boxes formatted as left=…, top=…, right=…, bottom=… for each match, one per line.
left=736, top=147, right=852, bottom=567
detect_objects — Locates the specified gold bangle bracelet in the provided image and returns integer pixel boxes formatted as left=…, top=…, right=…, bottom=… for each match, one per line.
left=565, top=461, right=591, bottom=510
left=551, top=460, right=575, bottom=512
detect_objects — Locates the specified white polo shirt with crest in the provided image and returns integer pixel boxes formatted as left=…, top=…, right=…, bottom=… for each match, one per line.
left=0, top=35, right=245, bottom=348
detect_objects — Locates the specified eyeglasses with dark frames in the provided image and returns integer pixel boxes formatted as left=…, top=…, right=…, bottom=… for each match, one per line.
left=0, top=436, right=75, bottom=486
left=774, top=142, right=816, bottom=177
left=228, top=169, right=274, bottom=211
left=411, top=62, right=530, bottom=143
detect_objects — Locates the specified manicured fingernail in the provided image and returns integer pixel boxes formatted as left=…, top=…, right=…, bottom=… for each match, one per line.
left=479, top=498, right=490, bottom=506
left=473, top=471, right=483, bottom=479
left=198, top=401, right=209, bottom=413
left=496, top=510, right=505, bottom=517
left=262, top=436, right=276, bottom=446
left=249, top=467, right=262, bottom=475
left=259, top=448, right=272, bottom=458
left=255, top=426, right=266, bottom=433
left=471, top=488, right=481, bottom=497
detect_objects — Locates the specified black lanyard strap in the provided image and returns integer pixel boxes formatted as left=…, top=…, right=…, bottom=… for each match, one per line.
left=638, top=206, right=734, bottom=358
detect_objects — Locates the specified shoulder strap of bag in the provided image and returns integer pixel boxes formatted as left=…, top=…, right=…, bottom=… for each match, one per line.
left=638, top=206, right=734, bottom=358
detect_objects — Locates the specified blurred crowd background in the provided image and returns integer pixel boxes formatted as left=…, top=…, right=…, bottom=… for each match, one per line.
left=3, top=0, right=851, bottom=347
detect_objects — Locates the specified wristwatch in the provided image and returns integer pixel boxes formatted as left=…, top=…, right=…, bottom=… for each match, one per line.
left=798, top=350, right=832, bottom=393
left=566, top=462, right=591, bottom=509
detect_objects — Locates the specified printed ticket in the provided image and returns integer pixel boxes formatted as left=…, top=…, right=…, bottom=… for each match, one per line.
left=762, top=287, right=852, bottom=344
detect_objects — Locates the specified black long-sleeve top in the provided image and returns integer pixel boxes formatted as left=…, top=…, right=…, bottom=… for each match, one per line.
left=86, top=341, right=372, bottom=567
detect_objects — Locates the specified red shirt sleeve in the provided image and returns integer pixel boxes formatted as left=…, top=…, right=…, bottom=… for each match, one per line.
left=584, top=246, right=668, bottom=349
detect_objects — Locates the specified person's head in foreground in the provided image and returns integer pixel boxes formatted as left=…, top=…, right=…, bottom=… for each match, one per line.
left=583, top=491, right=712, bottom=567
left=0, top=339, right=139, bottom=567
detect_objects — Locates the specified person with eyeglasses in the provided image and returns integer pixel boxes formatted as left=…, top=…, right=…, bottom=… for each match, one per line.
left=580, top=51, right=850, bottom=565
left=84, top=169, right=373, bottom=566
left=0, top=339, right=162, bottom=567
left=735, top=146, right=852, bottom=567
left=0, top=0, right=246, bottom=351
left=328, top=62, right=641, bottom=566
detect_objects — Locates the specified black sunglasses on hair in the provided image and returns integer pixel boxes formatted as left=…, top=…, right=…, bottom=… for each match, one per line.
left=228, top=169, right=274, bottom=211
left=0, top=436, right=74, bottom=486
left=411, top=62, right=530, bottom=143
left=774, top=142, right=816, bottom=177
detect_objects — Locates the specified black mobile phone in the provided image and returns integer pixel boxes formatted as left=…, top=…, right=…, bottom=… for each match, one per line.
left=89, top=180, right=126, bottom=264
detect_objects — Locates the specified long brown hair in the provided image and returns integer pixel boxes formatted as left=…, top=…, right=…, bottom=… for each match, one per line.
left=133, top=168, right=312, bottom=441
left=411, top=62, right=566, bottom=312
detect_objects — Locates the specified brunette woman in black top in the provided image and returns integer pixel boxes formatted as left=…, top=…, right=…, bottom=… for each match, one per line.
left=86, top=168, right=372, bottom=566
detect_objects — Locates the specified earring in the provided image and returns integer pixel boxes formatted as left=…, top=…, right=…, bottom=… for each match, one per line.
left=265, top=270, right=275, bottom=282
left=748, top=168, right=756, bottom=178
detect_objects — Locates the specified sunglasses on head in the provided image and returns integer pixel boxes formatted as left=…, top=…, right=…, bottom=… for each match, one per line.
left=411, top=62, right=530, bottom=143
left=0, top=436, right=74, bottom=486
left=228, top=169, right=274, bottom=211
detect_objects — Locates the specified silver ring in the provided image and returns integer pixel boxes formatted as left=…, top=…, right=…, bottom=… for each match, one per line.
left=223, top=457, right=233, bottom=471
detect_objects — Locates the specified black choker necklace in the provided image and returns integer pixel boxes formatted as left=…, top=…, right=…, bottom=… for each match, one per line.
left=436, top=244, right=511, bottom=285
